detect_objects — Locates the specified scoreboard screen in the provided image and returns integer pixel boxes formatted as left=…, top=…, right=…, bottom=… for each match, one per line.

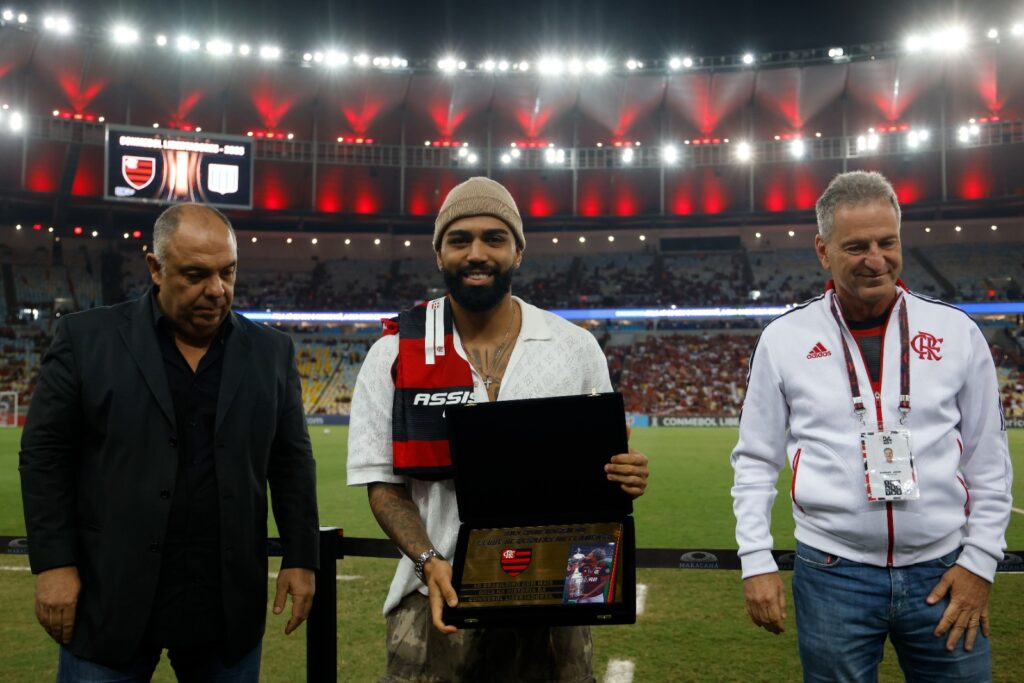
left=105, top=126, right=253, bottom=209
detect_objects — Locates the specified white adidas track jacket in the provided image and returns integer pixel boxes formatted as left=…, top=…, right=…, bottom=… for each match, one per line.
left=731, top=285, right=1013, bottom=582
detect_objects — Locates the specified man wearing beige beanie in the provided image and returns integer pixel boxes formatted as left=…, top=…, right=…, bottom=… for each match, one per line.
left=348, top=176, right=650, bottom=681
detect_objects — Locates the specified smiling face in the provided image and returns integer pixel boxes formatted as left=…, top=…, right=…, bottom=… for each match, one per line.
left=436, top=215, right=522, bottom=312
left=146, top=207, right=237, bottom=344
left=815, top=199, right=902, bottom=321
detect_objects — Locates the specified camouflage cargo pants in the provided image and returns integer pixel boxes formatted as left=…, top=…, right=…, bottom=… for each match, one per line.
left=380, top=592, right=596, bottom=683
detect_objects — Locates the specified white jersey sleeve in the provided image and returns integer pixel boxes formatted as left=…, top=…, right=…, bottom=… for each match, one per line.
left=731, top=330, right=791, bottom=579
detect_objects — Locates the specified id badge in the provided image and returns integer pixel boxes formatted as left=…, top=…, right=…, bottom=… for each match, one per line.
left=861, top=430, right=919, bottom=502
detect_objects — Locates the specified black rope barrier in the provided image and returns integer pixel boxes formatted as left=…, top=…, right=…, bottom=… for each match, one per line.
left=3, top=533, right=1022, bottom=682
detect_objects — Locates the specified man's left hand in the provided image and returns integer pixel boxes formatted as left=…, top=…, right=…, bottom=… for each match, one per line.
left=273, top=567, right=316, bottom=635
left=606, top=449, right=649, bottom=498
left=926, top=564, right=991, bottom=652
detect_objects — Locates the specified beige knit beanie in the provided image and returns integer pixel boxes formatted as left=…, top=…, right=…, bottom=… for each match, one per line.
left=433, top=176, right=524, bottom=250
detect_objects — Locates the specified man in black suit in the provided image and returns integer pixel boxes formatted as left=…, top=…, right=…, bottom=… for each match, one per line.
left=19, top=204, right=319, bottom=681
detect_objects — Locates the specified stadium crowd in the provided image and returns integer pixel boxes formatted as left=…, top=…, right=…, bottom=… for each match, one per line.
left=3, top=240, right=1024, bottom=419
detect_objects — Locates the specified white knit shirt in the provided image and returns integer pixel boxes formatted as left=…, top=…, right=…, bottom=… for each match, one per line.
left=347, top=296, right=613, bottom=614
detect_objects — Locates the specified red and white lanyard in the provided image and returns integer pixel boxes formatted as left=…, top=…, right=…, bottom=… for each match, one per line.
left=828, top=295, right=911, bottom=428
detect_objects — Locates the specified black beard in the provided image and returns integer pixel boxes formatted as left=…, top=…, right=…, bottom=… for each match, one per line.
left=442, top=263, right=515, bottom=312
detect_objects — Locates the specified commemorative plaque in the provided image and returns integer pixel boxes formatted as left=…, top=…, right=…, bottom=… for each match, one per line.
left=444, top=393, right=636, bottom=627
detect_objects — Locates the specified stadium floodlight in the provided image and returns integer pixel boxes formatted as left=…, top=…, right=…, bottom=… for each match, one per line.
left=991, top=224, right=998, bottom=231
left=626, top=58, right=641, bottom=70
left=206, top=39, right=233, bottom=56
left=8, top=111, right=22, bottom=132
left=662, top=145, right=679, bottom=164
left=311, top=237, right=318, bottom=245
left=735, top=141, right=752, bottom=162
left=510, top=148, right=521, bottom=158
left=1013, top=23, right=1024, bottom=37
left=955, top=225, right=962, bottom=232
left=500, top=153, right=512, bottom=164
left=934, top=25, right=969, bottom=53
left=538, top=57, right=565, bottom=75
left=43, top=15, right=73, bottom=34
left=404, top=240, right=411, bottom=247
left=483, top=59, right=496, bottom=71
left=111, top=24, right=139, bottom=45
left=1, top=10, right=12, bottom=22
left=457, top=147, right=469, bottom=158
left=568, top=58, right=584, bottom=75
left=638, top=234, right=646, bottom=241
left=373, top=238, right=382, bottom=245
left=498, top=60, right=510, bottom=71
left=313, top=51, right=324, bottom=63
left=828, top=47, right=844, bottom=58
left=621, top=147, right=634, bottom=164
left=260, top=45, right=281, bottom=60
left=907, top=129, right=929, bottom=149
left=957, top=119, right=981, bottom=143
left=238, top=44, right=251, bottom=56
left=303, top=52, right=313, bottom=62
left=325, top=50, right=348, bottom=67
left=545, top=148, right=566, bottom=165
left=17, top=12, right=26, bottom=23
left=438, top=56, right=458, bottom=73
left=741, top=53, right=755, bottom=65
left=517, top=60, right=530, bottom=71
left=683, top=57, right=694, bottom=68
left=608, top=235, right=615, bottom=242
left=857, top=131, right=880, bottom=152
left=905, top=34, right=926, bottom=53
left=352, top=53, right=369, bottom=67
left=987, top=28, right=999, bottom=40
left=669, top=56, right=682, bottom=70
left=466, top=153, right=478, bottom=164
left=578, top=236, right=586, bottom=243
left=176, top=35, right=197, bottom=52
left=586, top=57, right=608, bottom=75
left=789, top=138, right=806, bottom=159
left=155, top=34, right=168, bottom=46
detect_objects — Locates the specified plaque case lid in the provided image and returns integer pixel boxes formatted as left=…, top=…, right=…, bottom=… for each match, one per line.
left=446, top=392, right=633, bottom=524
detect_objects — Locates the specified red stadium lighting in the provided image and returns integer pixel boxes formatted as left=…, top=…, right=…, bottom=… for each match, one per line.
left=73, top=226, right=83, bottom=235
left=32, top=223, right=42, bottom=231
left=132, top=230, right=142, bottom=239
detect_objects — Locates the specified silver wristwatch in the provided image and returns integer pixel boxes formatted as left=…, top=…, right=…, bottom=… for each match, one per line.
left=413, top=548, right=444, bottom=582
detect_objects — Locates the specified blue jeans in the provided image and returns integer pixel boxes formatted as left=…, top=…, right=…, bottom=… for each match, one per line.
left=792, top=542, right=991, bottom=682
left=56, top=642, right=261, bottom=683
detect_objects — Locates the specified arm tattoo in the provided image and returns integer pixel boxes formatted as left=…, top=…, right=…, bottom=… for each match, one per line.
left=367, top=482, right=434, bottom=559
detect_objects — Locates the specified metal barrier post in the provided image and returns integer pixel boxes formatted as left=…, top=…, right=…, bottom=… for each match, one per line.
left=307, top=527, right=342, bottom=683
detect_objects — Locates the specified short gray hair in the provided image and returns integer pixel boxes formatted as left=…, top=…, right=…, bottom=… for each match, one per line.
left=815, top=171, right=901, bottom=242
left=152, top=204, right=235, bottom=263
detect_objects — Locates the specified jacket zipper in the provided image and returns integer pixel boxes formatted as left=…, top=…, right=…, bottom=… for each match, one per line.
left=791, top=448, right=805, bottom=513
left=844, top=297, right=897, bottom=566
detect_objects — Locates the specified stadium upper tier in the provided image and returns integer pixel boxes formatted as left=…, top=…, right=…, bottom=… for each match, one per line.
left=4, top=225, right=1023, bottom=314
left=1, top=20, right=1023, bottom=228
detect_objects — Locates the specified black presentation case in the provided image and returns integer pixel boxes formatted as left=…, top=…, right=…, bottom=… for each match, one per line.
left=443, top=392, right=637, bottom=628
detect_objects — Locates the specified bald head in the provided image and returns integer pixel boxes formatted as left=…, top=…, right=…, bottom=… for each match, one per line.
left=153, top=204, right=235, bottom=264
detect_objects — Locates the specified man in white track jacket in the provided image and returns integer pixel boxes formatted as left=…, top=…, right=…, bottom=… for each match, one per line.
left=731, top=171, right=1013, bottom=682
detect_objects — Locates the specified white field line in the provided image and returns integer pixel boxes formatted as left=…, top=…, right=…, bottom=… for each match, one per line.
left=1012, top=507, right=1024, bottom=516
left=635, top=583, right=648, bottom=616
left=267, top=571, right=361, bottom=582
left=0, top=566, right=30, bottom=572
left=604, top=659, right=636, bottom=683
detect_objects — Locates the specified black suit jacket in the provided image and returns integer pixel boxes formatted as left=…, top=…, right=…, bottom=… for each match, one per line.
left=19, top=293, right=319, bottom=665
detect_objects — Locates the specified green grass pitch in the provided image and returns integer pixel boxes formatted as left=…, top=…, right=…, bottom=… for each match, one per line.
left=1, top=427, right=1021, bottom=681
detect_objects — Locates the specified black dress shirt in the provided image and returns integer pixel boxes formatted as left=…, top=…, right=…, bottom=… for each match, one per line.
left=146, top=296, right=231, bottom=650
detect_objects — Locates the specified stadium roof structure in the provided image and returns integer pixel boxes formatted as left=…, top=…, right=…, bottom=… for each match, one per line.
left=0, top=8, right=1023, bottom=234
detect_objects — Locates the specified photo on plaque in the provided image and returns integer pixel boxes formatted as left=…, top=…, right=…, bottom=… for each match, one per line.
left=562, top=542, right=619, bottom=605
left=458, top=522, right=624, bottom=608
